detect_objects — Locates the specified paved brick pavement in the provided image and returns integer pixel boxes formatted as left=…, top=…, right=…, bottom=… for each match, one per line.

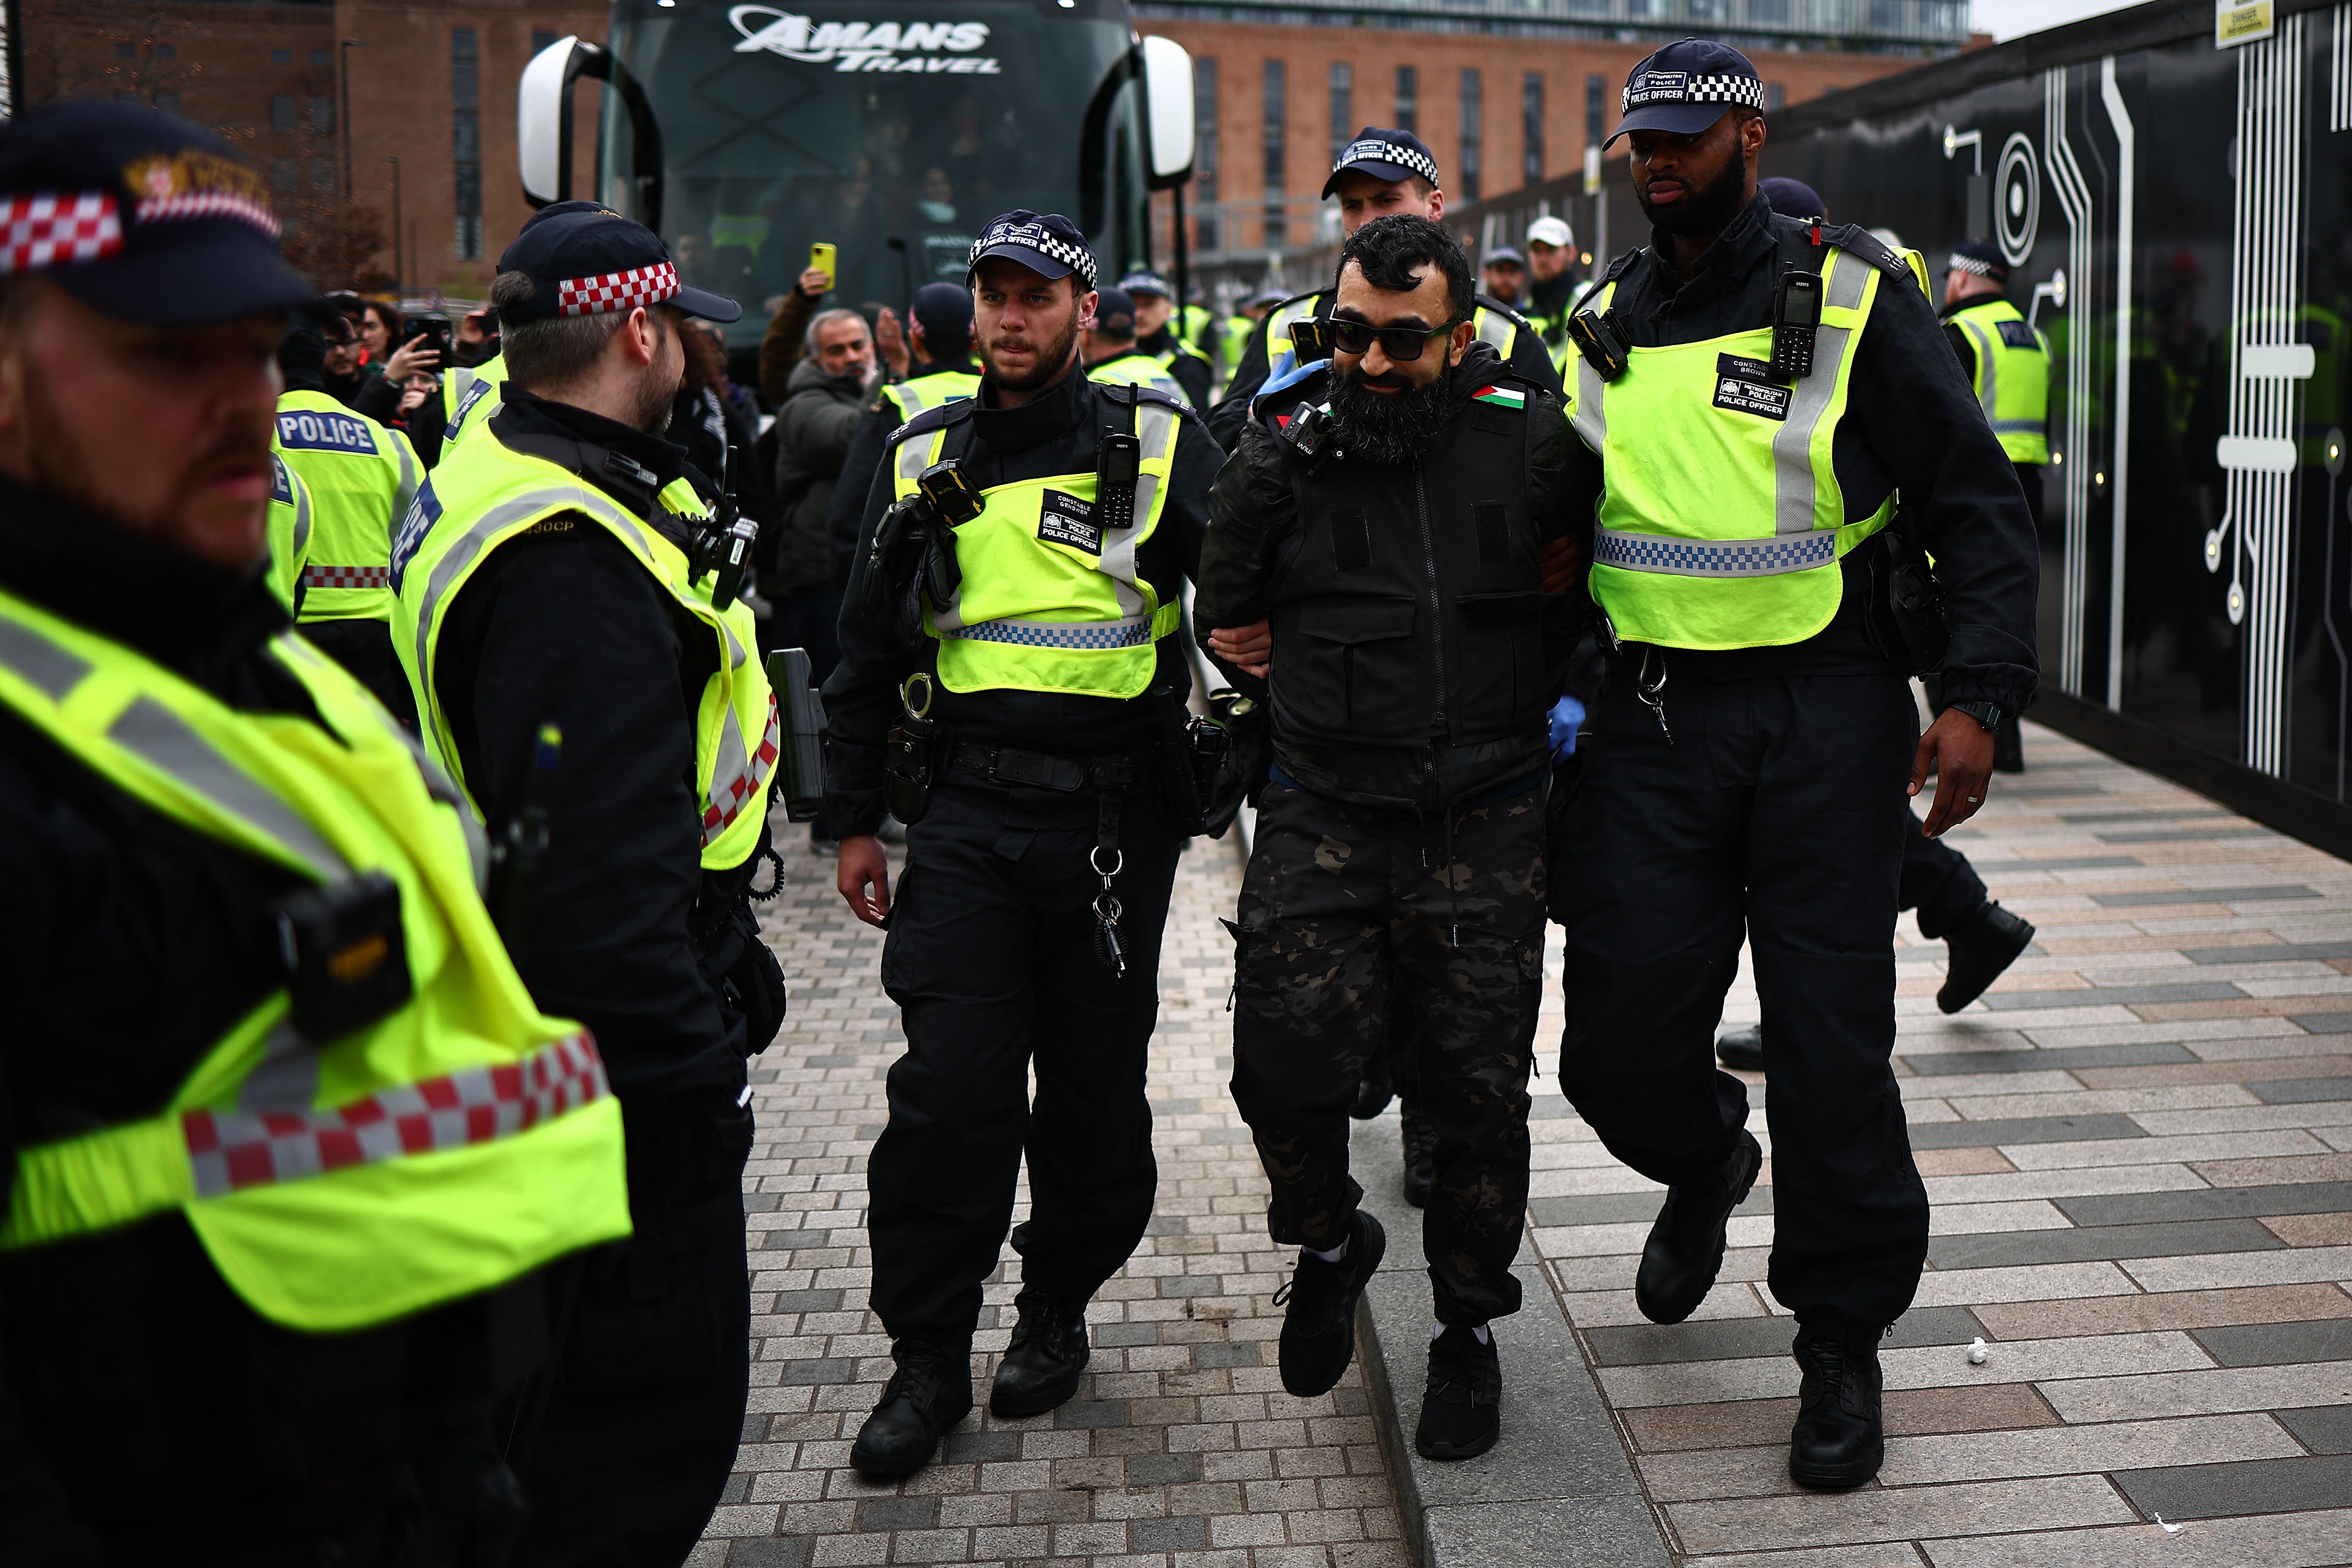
left=712, top=718, right=2352, bottom=1566
left=699, top=828, right=1409, bottom=1568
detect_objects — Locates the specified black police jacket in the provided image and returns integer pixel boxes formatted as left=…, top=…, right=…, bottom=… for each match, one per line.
left=1197, top=343, right=1579, bottom=810
left=823, top=355, right=1224, bottom=838
left=1208, top=287, right=1563, bottom=450
left=427, top=389, right=758, bottom=1107
left=0, top=476, right=524, bottom=1563
left=1567, top=193, right=2039, bottom=714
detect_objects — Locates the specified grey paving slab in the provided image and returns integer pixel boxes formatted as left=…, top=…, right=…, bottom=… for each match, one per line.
left=1419, top=1496, right=1669, bottom=1566
left=2096, top=828, right=2282, bottom=842
left=1974, top=855, right=2145, bottom=871
left=1529, top=1187, right=1772, bottom=1228
left=2189, top=1319, right=2352, bottom=1368
left=2056, top=1181, right=2352, bottom=1226
left=1920, top=1507, right=2352, bottom=1568
left=1925, top=1218, right=2285, bottom=1272
left=2186, top=941, right=2352, bottom=965
left=1906, top=1112, right=2150, bottom=1147
left=2094, top=886, right=2322, bottom=907
left=2037, top=1362, right=2352, bottom=1422
left=2111, top=1453, right=2352, bottom=1521
left=2276, top=1404, right=2352, bottom=1453
left=2251, top=1077, right=2352, bottom=1104
left=2062, top=809, right=2233, bottom=823
left=1583, top=1308, right=1981, bottom=1368
left=1973, top=987, right=2246, bottom=1012
left=1666, top=1475, right=2137, bottom=1553
left=2288, top=1012, right=2352, bottom=1034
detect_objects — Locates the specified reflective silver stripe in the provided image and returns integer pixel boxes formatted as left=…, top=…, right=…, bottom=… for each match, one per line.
left=1569, top=283, right=1615, bottom=450
left=1769, top=253, right=1873, bottom=537
left=238, top=1018, right=319, bottom=1112
left=289, top=471, right=313, bottom=559
left=1097, top=403, right=1178, bottom=620
left=106, top=695, right=353, bottom=880
left=1594, top=525, right=1839, bottom=578
left=1265, top=295, right=1321, bottom=382
left=894, top=383, right=928, bottom=418
left=0, top=616, right=93, bottom=699
left=1959, top=313, right=2002, bottom=433
left=894, top=427, right=934, bottom=487
left=389, top=427, right=420, bottom=516
left=1475, top=308, right=1515, bottom=355
left=701, top=694, right=778, bottom=846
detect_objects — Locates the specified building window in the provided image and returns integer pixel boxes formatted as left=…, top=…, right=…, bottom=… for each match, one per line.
left=115, top=42, right=136, bottom=60
left=453, top=28, right=482, bottom=260
left=1194, top=57, right=1220, bottom=252
left=155, top=43, right=175, bottom=61
left=307, top=97, right=334, bottom=133
left=1585, top=72, right=1607, bottom=153
left=1395, top=65, right=1418, bottom=136
left=271, top=48, right=291, bottom=65
left=1329, top=62, right=1353, bottom=165
left=270, top=95, right=296, bottom=132
left=1522, top=72, right=1544, bottom=186
left=272, top=158, right=298, bottom=192
left=310, top=49, right=330, bottom=66
left=1766, top=82, right=1787, bottom=111
left=310, top=159, right=337, bottom=192
left=1459, top=69, right=1482, bottom=202
left=1262, top=59, right=1287, bottom=250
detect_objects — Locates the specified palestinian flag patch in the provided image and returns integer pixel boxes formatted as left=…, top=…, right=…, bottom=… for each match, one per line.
left=1471, top=385, right=1525, bottom=409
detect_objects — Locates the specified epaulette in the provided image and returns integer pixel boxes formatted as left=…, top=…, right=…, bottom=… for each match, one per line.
left=886, top=396, right=971, bottom=450
left=1473, top=292, right=1536, bottom=332
left=1786, top=218, right=1915, bottom=283
left=1569, top=249, right=1643, bottom=314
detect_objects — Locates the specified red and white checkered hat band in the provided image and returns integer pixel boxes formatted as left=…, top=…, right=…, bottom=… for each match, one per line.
left=0, top=192, right=124, bottom=275
left=557, top=260, right=680, bottom=317
left=135, top=189, right=281, bottom=242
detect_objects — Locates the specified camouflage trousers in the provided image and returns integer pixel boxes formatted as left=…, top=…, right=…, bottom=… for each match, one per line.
left=1228, top=779, right=1546, bottom=1323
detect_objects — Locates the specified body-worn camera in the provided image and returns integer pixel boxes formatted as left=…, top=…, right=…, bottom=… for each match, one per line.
left=270, top=871, right=413, bottom=1044
left=916, top=459, right=984, bottom=527
left=1287, top=317, right=1332, bottom=362
left=1568, top=308, right=1632, bottom=381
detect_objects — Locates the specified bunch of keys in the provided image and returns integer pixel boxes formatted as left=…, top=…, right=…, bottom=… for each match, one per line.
left=1090, top=845, right=1127, bottom=979
left=1635, top=646, right=1673, bottom=745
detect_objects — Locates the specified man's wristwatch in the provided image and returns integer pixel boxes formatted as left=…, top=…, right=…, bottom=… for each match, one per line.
left=1946, top=701, right=2004, bottom=733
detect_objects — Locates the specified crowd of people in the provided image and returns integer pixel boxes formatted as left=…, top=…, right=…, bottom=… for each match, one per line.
left=1, top=32, right=2050, bottom=1567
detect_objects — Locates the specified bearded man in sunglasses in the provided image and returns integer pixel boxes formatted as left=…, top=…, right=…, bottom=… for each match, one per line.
left=1195, top=214, right=1579, bottom=1463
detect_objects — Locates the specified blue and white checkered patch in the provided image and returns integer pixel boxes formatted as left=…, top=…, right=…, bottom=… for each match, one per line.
left=1595, top=530, right=1836, bottom=577
left=946, top=617, right=1152, bottom=650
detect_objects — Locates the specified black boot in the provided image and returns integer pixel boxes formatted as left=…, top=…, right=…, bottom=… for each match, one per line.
left=1415, top=1323, right=1502, bottom=1460
left=1350, top=1051, right=1395, bottom=1120
left=1715, top=1025, right=1763, bottom=1074
left=1275, top=1209, right=1387, bottom=1398
left=1788, top=1326, right=1885, bottom=1490
left=1634, top=1129, right=1762, bottom=1325
left=850, top=1339, right=973, bottom=1479
left=1400, top=1099, right=1438, bottom=1208
left=1936, top=900, right=2034, bottom=1014
left=990, top=1293, right=1090, bottom=1418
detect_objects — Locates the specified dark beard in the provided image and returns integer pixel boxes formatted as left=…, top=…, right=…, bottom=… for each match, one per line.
left=1636, top=151, right=1749, bottom=238
left=1328, top=363, right=1448, bottom=465
left=983, top=312, right=1080, bottom=392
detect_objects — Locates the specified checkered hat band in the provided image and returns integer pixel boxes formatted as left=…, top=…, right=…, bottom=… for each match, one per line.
left=1622, top=73, right=1765, bottom=113
left=557, top=260, right=680, bottom=317
left=968, top=229, right=1097, bottom=288
left=0, top=192, right=125, bottom=275
left=1332, top=138, right=1440, bottom=188
left=135, top=190, right=282, bottom=242
left=1948, top=253, right=2002, bottom=278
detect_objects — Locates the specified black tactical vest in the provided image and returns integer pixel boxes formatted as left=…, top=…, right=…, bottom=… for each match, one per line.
left=1260, top=368, right=1551, bottom=752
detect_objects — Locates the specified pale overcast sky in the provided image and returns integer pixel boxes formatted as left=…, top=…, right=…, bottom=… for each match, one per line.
left=1972, top=0, right=2140, bottom=41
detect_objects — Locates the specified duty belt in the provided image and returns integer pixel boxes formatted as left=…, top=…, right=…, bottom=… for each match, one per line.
left=948, top=739, right=1142, bottom=793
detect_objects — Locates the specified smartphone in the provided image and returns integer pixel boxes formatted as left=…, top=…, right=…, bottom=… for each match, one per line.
left=808, top=242, right=837, bottom=290
left=408, top=313, right=452, bottom=363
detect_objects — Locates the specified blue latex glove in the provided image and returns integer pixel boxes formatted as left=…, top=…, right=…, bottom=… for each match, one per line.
left=1548, top=696, right=1585, bottom=764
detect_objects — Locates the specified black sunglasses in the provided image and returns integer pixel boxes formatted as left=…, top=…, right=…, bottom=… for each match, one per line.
left=1327, top=315, right=1462, bottom=361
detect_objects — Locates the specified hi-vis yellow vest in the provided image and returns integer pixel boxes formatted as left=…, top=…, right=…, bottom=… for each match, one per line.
left=390, top=421, right=778, bottom=870
left=879, top=366, right=980, bottom=424
left=273, top=390, right=420, bottom=624
left=0, top=587, right=631, bottom=1330
left=887, top=390, right=1182, bottom=699
left=263, top=453, right=313, bottom=614
left=1572, top=246, right=1893, bottom=651
left=1089, top=350, right=1184, bottom=402
left=1949, top=298, right=2050, bottom=465
left=442, top=352, right=507, bottom=448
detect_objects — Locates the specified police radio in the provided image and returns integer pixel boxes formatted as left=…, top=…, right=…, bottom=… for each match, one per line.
left=1770, top=269, right=1825, bottom=379
left=701, top=502, right=760, bottom=612
left=1096, top=430, right=1141, bottom=533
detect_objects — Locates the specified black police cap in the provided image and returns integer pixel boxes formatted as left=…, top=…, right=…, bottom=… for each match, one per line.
left=1948, top=239, right=2010, bottom=282
left=1324, top=128, right=1441, bottom=198
left=968, top=210, right=1097, bottom=289
left=909, top=280, right=973, bottom=338
left=1759, top=177, right=1826, bottom=220
left=0, top=99, right=310, bottom=327
left=1608, top=39, right=1766, bottom=147
left=1093, top=287, right=1137, bottom=337
left=496, top=208, right=740, bottom=326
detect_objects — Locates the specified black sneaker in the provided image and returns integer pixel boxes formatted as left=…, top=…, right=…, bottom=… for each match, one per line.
left=1634, top=1129, right=1762, bottom=1325
left=1936, top=900, right=2034, bottom=1014
left=1788, top=1327, right=1885, bottom=1490
left=1349, top=1052, right=1395, bottom=1120
left=850, top=1339, right=973, bottom=1479
left=1400, top=1100, right=1438, bottom=1209
left=1274, top=1209, right=1387, bottom=1398
left=1415, top=1324, right=1502, bottom=1460
left=990, top=1293, right=1090, bottom=1418
left=1715, top=1025, right=1764, bottom=1074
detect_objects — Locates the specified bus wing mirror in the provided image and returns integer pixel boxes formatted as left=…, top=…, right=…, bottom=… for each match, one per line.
left=1140, top=35, right=1196, bottom=190
left=519, top=35, right=590, bottom=208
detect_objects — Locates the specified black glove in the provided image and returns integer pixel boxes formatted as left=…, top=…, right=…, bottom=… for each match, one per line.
left=719, top=898, right=788, bottom=1057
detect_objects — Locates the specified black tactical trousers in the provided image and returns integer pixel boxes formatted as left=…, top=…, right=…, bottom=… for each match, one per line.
left=867, top=777, right=1180, bottom=1340
left=1902, top=817, right=1988, bottom=938
left=1230, top=781, right=1545, bottom=1325
left=1554, top=666, right=1929, bottom=1338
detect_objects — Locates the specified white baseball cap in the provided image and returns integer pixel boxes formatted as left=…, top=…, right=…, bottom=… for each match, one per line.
left=1526, top=216, right=1575, bottom=250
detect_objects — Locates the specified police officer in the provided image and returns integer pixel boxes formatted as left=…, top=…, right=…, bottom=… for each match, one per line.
left=824, top=210, right=1222, bottom=1477
left=1521, top=216, right=1581, bottom=362
left=1943, top=239, right=2052, bottom=527
left=1202, top=215, right=1576, bottom=1462
left=1116, top=269, right=1214, bottom=406
left=1086, top=286, right=1186, bottom=400
left=1223, top=287, right=1285, bottom=382
left=392, top=209, right=787, bottom=1565
left=270, top=315, right=422, bottom=716
left=1210, top=128, right=1562, bottom=447
left=1552, top=41, right=2038, bottom=1490
left=0, top=101, right=631, bottom=1563
left=825, top=281, right=983, bottom=594
left=434, top=200, right=627, bottom=457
